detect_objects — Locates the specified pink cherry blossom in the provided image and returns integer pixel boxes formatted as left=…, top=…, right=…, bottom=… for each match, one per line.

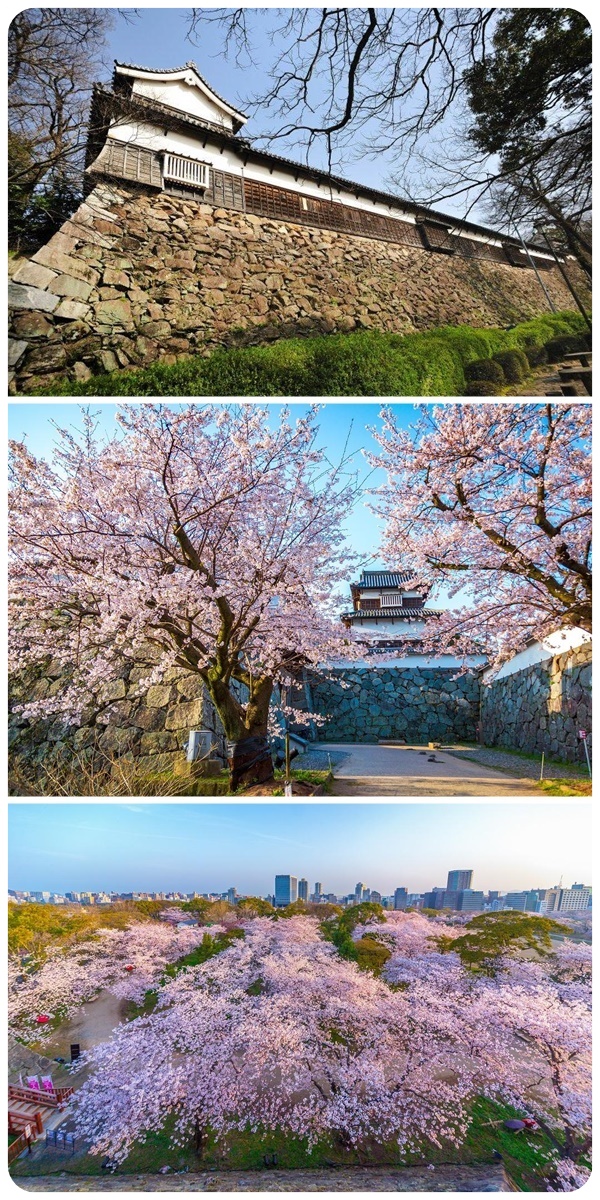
left=370, top=403, right=591, bottom=670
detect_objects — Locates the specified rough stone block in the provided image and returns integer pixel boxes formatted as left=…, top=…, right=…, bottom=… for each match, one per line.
left=12, top=261, right=58, bottom=290
left=8, top=340, right=28, bottom=368
left=146, top=685, right=173, bottom=709
left=55, top=300, right=91, bottom=321
left=8, top=283, right=60, bottom=313
left=11, top=311, right=54, bottom=338
left=48, top=275, right=94, bottom=301
left=94, top=297, right=133, bottom=326
left=31, top=245, right=100, bottom=286
left=164, top=699, right=204, bottom=731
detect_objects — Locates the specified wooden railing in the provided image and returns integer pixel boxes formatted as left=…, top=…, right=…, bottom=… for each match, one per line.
left=8, top=1131, right=31, bottom=1165
left=9, top=1108, right=44, bottom=1135
left=8, top=1084, right=60, bottom=1108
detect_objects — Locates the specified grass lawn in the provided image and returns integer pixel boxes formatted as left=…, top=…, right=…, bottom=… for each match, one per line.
left=539, top=778, right=592, bottom=796
left=183, top=768, right=333, bottom=796
left=9, top=1099, right=564, bottom=1189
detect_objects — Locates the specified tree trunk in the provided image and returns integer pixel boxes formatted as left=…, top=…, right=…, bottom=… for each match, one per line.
left=228, top=733, right=274, bottom=790
left=205, top=672, right=276, bottom=790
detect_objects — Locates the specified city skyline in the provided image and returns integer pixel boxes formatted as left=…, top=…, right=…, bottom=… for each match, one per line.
left=8, top=803, right=591, bottom=896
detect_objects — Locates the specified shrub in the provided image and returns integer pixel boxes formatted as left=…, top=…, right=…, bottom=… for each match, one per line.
left=492, top=348, right=530, bottom=383
left=525, top=344, right=549, bottom=368
left=34, top=310, right=589, bottom=398
left=544, top=334, right=588, bottom=362
left=463, top=380, right=502, bottom=396
left=464, top=358, right=505, bottom=384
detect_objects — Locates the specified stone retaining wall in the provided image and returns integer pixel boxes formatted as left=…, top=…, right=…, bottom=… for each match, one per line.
left=9, top=180, right=589, bottom=392
left=9, top=655, right=227, bottom=790
left=309, top=667, right=480, bottom=744
left=480, top=643, right=592, bottom=766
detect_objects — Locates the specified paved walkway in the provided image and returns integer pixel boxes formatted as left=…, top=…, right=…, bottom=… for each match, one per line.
left=12, top=1164, right=512, bottom=1191
left=319, top=743, right=541, bottom=796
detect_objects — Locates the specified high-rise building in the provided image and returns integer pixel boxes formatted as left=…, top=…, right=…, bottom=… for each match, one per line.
left=370, top=890, right=382, bottom=904
left=355, top=882, right=365, bottom=900
left=314, top=882, right=322, bottom=898
left=505, top=891, right=541, bottom=912
left=298, top=878, right=309, bottom=902
left=394, top=887, right=408, bottom=910
left=275, top=875, right=298, bottom=906
left=557, top=884, right=592, bottom=912
left=227, top=887, right=238, bottom=905
left=457, top=889, right=484, bottom=912
left=447, top=870, right=473, bottom=892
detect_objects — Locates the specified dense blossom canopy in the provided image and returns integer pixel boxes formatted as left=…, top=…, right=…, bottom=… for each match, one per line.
left=371, top=403, right=592, bottom=668
left=9, top=405, right=362, bottom=740
left=31, top=910, right=587, bottom=1187
left=8, top=918, right=215, bottom=1034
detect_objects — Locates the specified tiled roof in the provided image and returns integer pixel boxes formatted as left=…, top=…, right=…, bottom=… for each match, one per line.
left=354, top=571, right=416, bottom=589
left=113, top=60, right=248, bottom=120
left=343, top=608, right=438, bottom=621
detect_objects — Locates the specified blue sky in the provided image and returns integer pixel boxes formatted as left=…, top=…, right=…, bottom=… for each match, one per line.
left=8, top=803, right=591, bottom=896
left=8, top=401, right=421, bottom=566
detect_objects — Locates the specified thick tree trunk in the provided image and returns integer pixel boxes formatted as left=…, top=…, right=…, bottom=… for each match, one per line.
left=227, top=734, right=274, bottom=790
left=205, top=672, right=275, bottom=790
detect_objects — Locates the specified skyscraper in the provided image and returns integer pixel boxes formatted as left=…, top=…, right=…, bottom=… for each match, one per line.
left=314, top=882, right=322, bottom=898
left=394, top=887, right=408, bottom=910
left=447, top=869, right=473, bottom=892
left=298, top=878, right=309, bottom=902
left=275, top=875, right=298, bottom=906
left=355, top=882, right=365, bottom=900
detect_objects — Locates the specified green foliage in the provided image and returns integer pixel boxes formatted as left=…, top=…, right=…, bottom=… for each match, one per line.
left=7, top=901, right=151, bottom=956
left=464, top=358, right=505, bottom=383
left=321, top=902, right=387, bottom=971
left=465, top=10, right=591, bottom=156
left=132, top=900, right=165, bottom=919
left=524, top=344, right=549, bottom=368
left=338, top=901, right=386, bottom=933
left=180, top=898, right=212, bottom=917
left=236, top=897, right=276, bottom=917
left=353, top=936, right=392, bottom=976
left=492, top=348, right=529, bottom=383
left=463, top=380, right=502, bottom=396
left=433, top=910, right=571, bottom=975
left=544, top=334, right=588, bottom=362
left=162, top=929, right=244, bottom=978
left=36, top=311, right=588, bottom=398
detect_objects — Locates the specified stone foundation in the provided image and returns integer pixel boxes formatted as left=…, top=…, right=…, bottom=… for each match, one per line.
left=9, top=656, right=227, bottom=791
left=480, top=643, right=592, bottom=766
left=9, top=180, right=589, bottom=392
left=309, top=667, right=480, bottom=744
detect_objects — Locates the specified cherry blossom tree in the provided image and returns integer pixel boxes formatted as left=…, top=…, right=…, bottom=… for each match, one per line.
left=370, top=403, right=592, bottom=669
left=356, top=911, right=591, bottom=1185
left=72, top=914, right=479, bottom=1165
left=9, top=405, right=361, bottom=788
left=8, top=920, right=216, bottom=1036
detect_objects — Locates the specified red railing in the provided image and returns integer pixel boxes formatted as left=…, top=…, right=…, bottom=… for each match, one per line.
left=8, top=1131, right=31, bottom=1165
left=8, top=1084, right=73, bottom=1108
left=9, top=1108, right=43, bottom=1135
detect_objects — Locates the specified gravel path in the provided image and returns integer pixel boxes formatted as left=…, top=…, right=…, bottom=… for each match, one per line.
left=446, top=746, right=588, bottom=783
left=319, top=743, right=540, bottom=796
left=293, top=749, right=349, bottom=772
left=12, top=1164, right=512, bottom=1191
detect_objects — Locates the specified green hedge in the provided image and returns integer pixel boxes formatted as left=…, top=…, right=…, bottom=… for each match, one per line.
left=36, top=310, right=588, bottom=397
